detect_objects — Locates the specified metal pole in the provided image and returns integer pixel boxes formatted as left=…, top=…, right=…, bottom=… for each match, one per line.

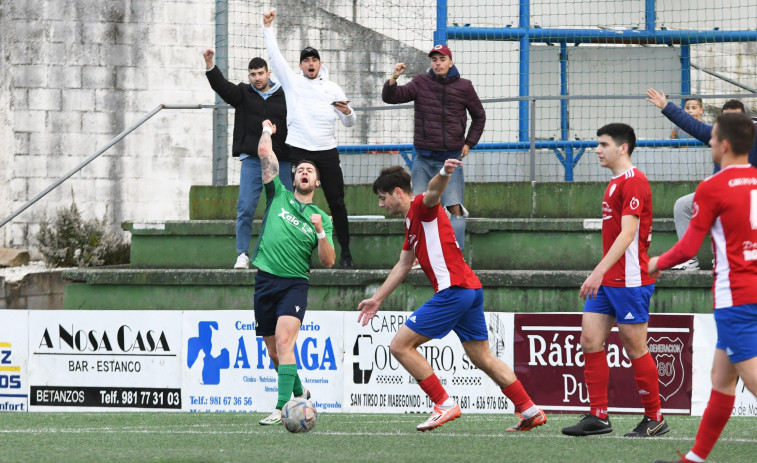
left=529, top=99, right=536, bottom=182
left=680, top=43, right=691, bottom=106
left=434, top=0, right=448, bottom=45
left=645, top=0, right=656, bottom=31
left=213, top=0, right=229, bottom=186
left=0, top=105, right=166, bottom=229
left=518, top=0, right=530, bottom=142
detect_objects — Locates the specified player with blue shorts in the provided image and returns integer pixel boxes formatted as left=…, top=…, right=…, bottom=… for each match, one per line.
left=358, top=161, right=546, bottom=432
left=562, top=123, right=668, bottom=438
left=651, top=113, right=757, bottom=463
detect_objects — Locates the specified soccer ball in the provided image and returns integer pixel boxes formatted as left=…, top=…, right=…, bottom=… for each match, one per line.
left=281, top=398, right=317, bottom=433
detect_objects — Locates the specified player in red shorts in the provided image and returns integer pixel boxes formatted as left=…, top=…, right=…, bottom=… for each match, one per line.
left=357, top=161, right=546, bottom=432
left=651, top=112, right=757, bottom=463
left=562, top=123, right=668, bottom=438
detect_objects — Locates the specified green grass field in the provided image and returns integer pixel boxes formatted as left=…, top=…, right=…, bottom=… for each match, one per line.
left=0, top=412, right=754, bottom=462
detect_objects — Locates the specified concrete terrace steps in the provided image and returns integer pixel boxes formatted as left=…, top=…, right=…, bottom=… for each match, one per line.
left=122, top=217, right=713, bottom=270
left=61, top=268, right=713, bottom=313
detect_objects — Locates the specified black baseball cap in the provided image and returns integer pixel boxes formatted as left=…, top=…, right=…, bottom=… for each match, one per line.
left=300, top=47, right=320, bottom=62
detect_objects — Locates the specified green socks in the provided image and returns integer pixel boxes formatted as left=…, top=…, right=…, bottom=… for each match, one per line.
left=276, top=364, right=298, bottom=409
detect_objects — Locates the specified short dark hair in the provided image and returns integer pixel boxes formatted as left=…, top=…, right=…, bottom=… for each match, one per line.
left=372, top=166, right=412, bottom=196
left=721, top=99, right=745, bottom=113
left=715, top=112, right=756, bottom=155
left=248, top=57, right=268, bottom=71
left=684, top=97, right=703, bottom=107
left=596, top=123, right=636, bottom=156
left=295, top=159, right=320, bottom=182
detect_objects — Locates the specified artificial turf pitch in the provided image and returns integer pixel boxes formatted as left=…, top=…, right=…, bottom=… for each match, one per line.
left=1, top=412, right=754, bottom=462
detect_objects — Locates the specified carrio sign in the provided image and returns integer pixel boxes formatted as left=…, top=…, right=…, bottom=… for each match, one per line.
left=513, top=313, right=693, bottom=415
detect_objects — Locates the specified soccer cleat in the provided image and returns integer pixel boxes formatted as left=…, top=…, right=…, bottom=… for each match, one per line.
left=234, top=253, right=250, bottom=269
left=294, top=388, right=311, bottom=400
left=506, top=409, right=547, bottom=431
left=671, top=258, right=699, bottom=271
left=340, top=255, right=356, bottom=270
left=624, top=415, right=670, bottom=437
left=653, top=450, right=696, bottom=463
left=258, top=409, right=282, bottom=426
left=416, top=403, right=462, bottom=432
left=561, top=414, right=613, bottom=436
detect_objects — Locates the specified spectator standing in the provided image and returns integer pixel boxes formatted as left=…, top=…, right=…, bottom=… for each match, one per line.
left=263, top=10, right=357, bottom=269
left=204, top=50, right=293, bottom=269
left=382, top=44, right=486, bottom=251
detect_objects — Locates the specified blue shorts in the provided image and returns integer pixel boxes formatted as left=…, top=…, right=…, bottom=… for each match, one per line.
left=411, top=150, right=464, bottom=208
left=405, top=287, right=487, bottom=342
left=253, top=270, right=309, bottom=336
left=583, top=285, right=655, bottom=324
left=715, top=304, right=757, bottom=363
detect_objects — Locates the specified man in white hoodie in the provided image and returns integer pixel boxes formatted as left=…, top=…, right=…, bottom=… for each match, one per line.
left=263, top=10, right=358, bottom=269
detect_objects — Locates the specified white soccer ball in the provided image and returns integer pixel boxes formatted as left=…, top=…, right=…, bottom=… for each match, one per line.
left=281, top=398, right=317, bottom=433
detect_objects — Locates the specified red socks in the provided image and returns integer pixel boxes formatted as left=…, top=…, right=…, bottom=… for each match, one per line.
left=501, top=380, right=535, bottom=413
left=631, top=352, right=662, bottom=421
left=418, top=373, right=449, bottom=406
left=691, top=389, right=735, bottom=460
left=583, top=350, right=610, bottom=418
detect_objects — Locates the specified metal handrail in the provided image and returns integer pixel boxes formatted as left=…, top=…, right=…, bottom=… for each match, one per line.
left=0, top=104, right=220, bottom=230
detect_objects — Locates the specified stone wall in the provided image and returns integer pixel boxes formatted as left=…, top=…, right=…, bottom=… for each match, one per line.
left=0, top=272, right=64, bottom=310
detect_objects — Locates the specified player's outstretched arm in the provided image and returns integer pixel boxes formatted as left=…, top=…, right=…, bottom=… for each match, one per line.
left=580, top=214, right=639, bottom=300
left=423, top=158, right=462, bottom=208
left=357, top=250, right=414, bottom=326
left=258, top=120, right=279, bottom=184
left=311, top=213, right=336, bottom=268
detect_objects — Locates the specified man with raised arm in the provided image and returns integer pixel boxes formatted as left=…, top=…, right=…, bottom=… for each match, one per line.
left=253, top=119, right=335, bottom=425
left=358, top=161, right=546, bottom=432
left=561, top=123, right=668, bottom=438
left=645, top=89, right=757, bottom=270
left=651, top=112, right=757, bottom=463
left=263, top=10, right=358, bottom=269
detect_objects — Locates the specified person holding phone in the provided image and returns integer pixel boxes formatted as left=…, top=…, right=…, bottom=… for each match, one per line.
left=263, top=10, right=358, bottom=269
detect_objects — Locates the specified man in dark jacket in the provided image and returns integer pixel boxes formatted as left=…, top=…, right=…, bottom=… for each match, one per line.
left=204, top=50, right=293, bottom=269
left=645, top=89, right=757, bottom=271
left=382, top=44, right=485, bottom=251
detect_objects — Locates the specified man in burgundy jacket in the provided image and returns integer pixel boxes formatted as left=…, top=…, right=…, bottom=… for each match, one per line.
left=382, top=44, right=486, bottom=251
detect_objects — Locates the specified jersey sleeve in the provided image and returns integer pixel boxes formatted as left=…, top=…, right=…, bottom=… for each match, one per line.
left=620, top=176, right=649, bottom=217
left=688, top=180, right=719, bottom=231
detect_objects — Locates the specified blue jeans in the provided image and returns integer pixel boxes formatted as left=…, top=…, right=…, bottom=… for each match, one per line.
left=412, top=150, right=468, bottom=250
left=236, top=156, right=293, bottom=255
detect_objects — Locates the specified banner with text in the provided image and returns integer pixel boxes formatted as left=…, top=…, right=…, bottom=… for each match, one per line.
left=513, top=313, right=694, bottom=415
left=182, top=311, right=344, bottom=413
left=0, top=310, right=29, bottom=412
left=27, top=311, right=183, bottom=411
left=343, top=311, right=515, bottom=414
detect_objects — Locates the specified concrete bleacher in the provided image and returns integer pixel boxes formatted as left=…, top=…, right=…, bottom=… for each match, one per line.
left=62, top=181, right=714, bottom=313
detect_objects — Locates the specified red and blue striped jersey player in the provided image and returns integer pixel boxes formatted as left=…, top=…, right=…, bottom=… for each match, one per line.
left=651, top=112, right=757, bottom=463
left=562, top=123, right=668, bottom=438
left=357, top=160, right=546, bottom=432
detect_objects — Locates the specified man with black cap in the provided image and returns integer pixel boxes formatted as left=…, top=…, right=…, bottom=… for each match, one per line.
left=382, top=44, right=486, bottom=252
left=263, top=10, right=358, bottom=269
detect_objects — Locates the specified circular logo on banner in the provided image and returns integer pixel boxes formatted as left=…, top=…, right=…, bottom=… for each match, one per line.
left=630, top=197, right=640, bottom=210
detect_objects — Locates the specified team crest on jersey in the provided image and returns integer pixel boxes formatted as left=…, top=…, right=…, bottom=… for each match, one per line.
left=691, top=201, right=700, bottom=218
left=629, top=197, right=640, bottom=210
left=648, top=337, right=685, bottom=401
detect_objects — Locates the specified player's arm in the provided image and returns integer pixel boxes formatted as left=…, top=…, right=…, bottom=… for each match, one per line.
left=648, top=225, right=708, bottom=277
left=357, top=249, right=415, bottom=326
left=580, top=214, right=639, bottom=300
left=311, top=213, right=336, bottom=268
left=258, top=120, right=279, bottom=184
left=423, top=158, right=463, bottom=208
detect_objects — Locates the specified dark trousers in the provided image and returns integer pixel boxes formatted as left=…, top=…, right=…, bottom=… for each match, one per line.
left=289, top=146, right=351, bottom=255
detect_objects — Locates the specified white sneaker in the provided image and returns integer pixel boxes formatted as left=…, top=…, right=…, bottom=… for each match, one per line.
left=294, top=388, right=311, bottom=400
left=258, top=409, right=282, bottom=425
left=671, top=258, right=699, bottom=271
left=234, top=253, right=249, bottom=269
